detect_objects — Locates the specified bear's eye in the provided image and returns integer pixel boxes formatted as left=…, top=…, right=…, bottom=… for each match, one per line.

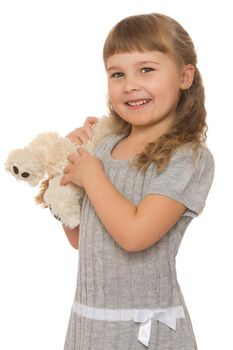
left=13, top=166, right=19, bottom=174
left=21, top=172, right=30, bottom=178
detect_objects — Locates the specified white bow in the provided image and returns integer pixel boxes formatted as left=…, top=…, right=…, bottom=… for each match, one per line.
left=134, top=307, right=178, bottom=347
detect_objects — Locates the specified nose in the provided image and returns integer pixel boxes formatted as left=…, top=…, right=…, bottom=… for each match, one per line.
left=123, top=75, right=140, bottom=93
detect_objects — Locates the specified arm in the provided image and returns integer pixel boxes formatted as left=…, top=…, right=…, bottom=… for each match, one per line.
left=82, top=168, right=186, bottom=252
left=63, top=225, right=80, bottom=250
left=61, top=150, right=186, bottom=252
left=61, top=117, right=97, bottom=249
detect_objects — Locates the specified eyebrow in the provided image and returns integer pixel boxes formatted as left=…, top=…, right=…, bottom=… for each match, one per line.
left=107, top=61, right=160, bottom=71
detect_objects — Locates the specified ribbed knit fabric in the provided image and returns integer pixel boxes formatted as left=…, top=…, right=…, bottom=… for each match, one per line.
left=64, top=133, right=215, bottom=350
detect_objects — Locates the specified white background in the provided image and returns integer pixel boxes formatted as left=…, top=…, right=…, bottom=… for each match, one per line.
left=0, top=0, right=232, bottom=349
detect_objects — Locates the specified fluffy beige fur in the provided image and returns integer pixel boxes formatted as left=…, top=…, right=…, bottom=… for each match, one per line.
left=5, top=116, right=116, bottom=228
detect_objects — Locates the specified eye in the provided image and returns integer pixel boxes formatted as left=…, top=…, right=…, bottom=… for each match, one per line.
left=141, top=67, right=154, bottom=73
left=111, top=72, right=124, bottom=78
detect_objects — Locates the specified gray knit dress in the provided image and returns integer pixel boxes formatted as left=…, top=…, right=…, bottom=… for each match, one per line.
left=64, top=133, right=215, bottom=350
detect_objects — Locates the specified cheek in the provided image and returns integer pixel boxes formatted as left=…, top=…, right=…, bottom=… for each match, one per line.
left=108, top=83, right=115, bottom=101
left=146, top=78, right=165, bottom=97
left=108, top=85, right=121, bottom=105
left=156, top=77, right=180, bottom=99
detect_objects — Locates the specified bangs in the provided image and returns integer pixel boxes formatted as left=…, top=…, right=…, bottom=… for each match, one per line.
left=103, top=14, right=173, bottom=63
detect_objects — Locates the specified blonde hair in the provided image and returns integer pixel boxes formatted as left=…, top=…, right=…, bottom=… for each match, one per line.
left=103, top=13, right=207, bottom=173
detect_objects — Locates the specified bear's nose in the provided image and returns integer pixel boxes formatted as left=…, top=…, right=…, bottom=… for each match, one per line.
left=13, top=166, right=19, bottom=174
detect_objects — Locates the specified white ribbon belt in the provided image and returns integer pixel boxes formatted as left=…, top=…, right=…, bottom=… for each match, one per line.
left=72, top=301, right=185, bottom=347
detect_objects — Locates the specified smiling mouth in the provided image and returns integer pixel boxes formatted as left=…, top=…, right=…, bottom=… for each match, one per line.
left=125, top=99, right=151, bottom=106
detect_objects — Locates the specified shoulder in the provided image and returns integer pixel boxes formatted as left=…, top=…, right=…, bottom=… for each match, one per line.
left=93, top=134, right=116, bottom=154
left=141, top=143, right=215, bottom=183
left=165, top=143, right=215, bottom=174
left=144, top=143, right=215, bottom=195
left=143, top=143, right=215, bottom=217
left=172, top=143, right=213, bottom=161
left=94, top=133, right=127, bottom=156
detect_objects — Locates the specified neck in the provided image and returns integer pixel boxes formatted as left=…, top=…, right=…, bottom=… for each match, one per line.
left=128, top=120, right=172, bottom=147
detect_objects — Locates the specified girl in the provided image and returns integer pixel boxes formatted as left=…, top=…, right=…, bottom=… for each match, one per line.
left=61, top=13, right=214, bottom=349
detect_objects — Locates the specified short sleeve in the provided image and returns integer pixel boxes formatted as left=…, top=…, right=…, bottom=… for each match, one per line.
left=144, top=146, right=215, bottom=217
left=93, top=135, right=113, bottom=157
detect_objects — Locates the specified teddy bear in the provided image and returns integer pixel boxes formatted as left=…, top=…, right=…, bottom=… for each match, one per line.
left=5, top=116, right=118, bottom=228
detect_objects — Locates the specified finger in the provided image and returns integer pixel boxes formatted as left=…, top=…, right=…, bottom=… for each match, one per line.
left=60, top=174, right=68, bottom=186
left=63, top=165, right=71, bottom=174
left=85, top=128, right=92, bottom=139
left=84, top=117, right=98, bottom=139
left=66, top=130, right=83, bottom=146
left=68, top=129, right=90, bottom=145
left=77, top=129, right=89, bottom=144
left=77, top=147, right=85, bottom=156
left=77, top=148, right=88, bottom=159
left=68, top=130, right=89, bottom=144
left=67, top=153, right=78, bottom=163
left=85, top=116, right=98, bottom=125
left=67, top=134, right=82, bottom=145
left=66, top=128, right=79, bottom=137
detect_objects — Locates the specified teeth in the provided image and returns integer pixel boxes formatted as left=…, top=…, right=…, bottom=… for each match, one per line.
left=127, top=99, right=150, bottom=106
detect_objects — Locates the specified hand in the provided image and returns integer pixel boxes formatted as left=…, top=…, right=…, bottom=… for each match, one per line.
left=61, top=148, right=104, bottom=188
left=66, top=116, right=98, bottom=145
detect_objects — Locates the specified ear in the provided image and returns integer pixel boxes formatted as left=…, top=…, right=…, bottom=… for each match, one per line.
left=180, top=64, right=195, bottom=90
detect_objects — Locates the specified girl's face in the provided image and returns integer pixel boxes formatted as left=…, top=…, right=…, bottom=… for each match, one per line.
left=106, top=51, right=191, bottom=130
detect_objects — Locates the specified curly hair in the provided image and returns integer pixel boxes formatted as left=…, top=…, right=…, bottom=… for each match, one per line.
left=103, top=13, right=207, bottom=173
